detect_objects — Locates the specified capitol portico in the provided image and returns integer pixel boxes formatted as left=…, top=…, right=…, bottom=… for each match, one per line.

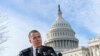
left=88, top=36, right=100, bottom=56
left=44, top=5, right=100, bottom=56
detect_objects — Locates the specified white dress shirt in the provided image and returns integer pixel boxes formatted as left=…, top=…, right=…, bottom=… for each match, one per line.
left=33, top=47, right=37, bottom=56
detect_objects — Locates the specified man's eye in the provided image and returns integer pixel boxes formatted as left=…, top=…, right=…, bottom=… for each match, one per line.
left=38, top=36, right=41, bottom=38
left=33, top=37, right=36, bottom=39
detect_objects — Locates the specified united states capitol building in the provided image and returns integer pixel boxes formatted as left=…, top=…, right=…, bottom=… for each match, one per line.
left=44, top=5, right=100, bottom=56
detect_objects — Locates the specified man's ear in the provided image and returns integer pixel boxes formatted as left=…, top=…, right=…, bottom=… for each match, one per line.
left=29, top=39, right=31, bottom=43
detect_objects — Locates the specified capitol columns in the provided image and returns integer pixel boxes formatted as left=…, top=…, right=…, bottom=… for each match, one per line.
left=94, top=46, right=97, bottom=56
left=89, top=47, right=92, bottom=56
left=99, top=45, right=100, bottom=56
left=92, top=46, right=95, bottom=56
left=66, top=40, right=68, bottom=48
left=60, top=40, right=61, bottom=48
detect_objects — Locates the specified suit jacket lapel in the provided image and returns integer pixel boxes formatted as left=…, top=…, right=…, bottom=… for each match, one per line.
left=30, top=47, right=33, bottom=56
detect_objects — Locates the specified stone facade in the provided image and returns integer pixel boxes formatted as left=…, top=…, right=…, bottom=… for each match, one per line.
left=63, top=46, right=89, bottom=56
left=62, top=37, right=100, bottom=56
left=88, top=36, right=100, bottom=56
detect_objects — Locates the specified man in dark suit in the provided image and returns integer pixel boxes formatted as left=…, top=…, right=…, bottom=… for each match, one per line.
left=19, top=30, right=57, bottom=56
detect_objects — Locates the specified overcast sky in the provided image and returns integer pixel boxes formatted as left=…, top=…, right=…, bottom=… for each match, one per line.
left=0, top=0, right=100, bottom=56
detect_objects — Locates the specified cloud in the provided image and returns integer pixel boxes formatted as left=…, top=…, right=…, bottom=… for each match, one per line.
left=71, top=0, right=100, bottom=35
left=60, top=0, right=100, bottom=36
left=0, top=3, right=51, bottom=56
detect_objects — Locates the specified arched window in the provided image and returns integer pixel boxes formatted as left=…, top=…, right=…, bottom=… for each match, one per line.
left=66, top=32, right=67, bottom=36
left=60, top=32, right=62, bottom=36
left=63, top=32, right=64, bottom=35
left=58, top=32, right=59, bottom=36
left=55, top=32, right=57, bottom=36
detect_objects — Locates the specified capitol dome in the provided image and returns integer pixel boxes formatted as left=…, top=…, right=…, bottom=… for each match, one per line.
left=50, top=6, right=71, bottom=29
left=45, top=5, right=79, bottom=52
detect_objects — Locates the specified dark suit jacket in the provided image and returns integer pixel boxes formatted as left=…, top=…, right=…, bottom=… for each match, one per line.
left=19, top=46, right=57, bottom=56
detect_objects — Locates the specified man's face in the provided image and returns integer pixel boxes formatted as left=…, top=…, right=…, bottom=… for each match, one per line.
left=29, top=32, right=42, bottom=48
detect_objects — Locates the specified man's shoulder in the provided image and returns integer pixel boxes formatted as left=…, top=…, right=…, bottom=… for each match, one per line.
left=42, top=45, right=53, bottom=49
left=19, top=47, right=32, bottom=56
left=20, top=47, right=32, bottom=54
left=42, top=45, right=51, bottom=48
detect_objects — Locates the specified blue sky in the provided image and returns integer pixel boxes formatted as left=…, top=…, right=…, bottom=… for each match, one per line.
left=0, top=0, right=100, bottom=56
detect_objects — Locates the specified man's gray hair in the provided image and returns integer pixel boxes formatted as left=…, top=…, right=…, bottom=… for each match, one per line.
left=28, top=30, right=40, bottom=38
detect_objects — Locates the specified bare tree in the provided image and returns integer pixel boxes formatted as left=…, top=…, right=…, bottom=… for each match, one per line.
left=0, top=13, right=8, bottom=53
left=0, top=25, right=7, bottom=44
